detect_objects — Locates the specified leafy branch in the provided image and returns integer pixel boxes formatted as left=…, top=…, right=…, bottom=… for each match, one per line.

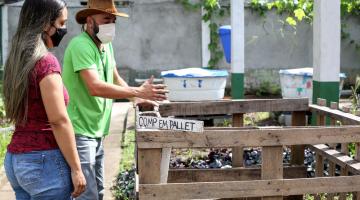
left=176, top=0, right=360, bottom=68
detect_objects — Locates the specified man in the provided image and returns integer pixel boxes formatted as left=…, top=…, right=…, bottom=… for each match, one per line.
left=62, top=0, right=167, bottom=199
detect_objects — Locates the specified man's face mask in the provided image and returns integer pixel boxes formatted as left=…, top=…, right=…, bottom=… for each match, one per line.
left=50, top=25, right=67, bottom=47
left=92, top=18, right=116, bottom=44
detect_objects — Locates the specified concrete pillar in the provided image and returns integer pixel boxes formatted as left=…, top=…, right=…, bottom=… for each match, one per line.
left=313, top=0, right=341, bottom=105
left=231, top=0, right=244, bottom=99
left=201, top=7, right=210, bottom=68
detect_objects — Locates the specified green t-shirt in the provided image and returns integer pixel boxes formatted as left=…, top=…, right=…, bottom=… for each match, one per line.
left=62, top=32, right=115, bottom=138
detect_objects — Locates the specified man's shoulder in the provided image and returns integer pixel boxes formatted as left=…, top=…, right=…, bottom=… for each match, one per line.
left=67, top=33, right=94, bottom=50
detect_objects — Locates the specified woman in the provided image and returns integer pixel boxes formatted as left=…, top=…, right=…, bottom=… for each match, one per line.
left=3, top=0, right=86, bottom=199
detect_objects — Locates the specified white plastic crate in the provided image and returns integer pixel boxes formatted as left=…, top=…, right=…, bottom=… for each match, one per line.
left=279, top=68, right=346, bottom=102
left=161, top=68, right=228, bottom=101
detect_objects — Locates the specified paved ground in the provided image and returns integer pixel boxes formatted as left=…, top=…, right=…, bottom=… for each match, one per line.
left=0, top=102, right=133, bottom=200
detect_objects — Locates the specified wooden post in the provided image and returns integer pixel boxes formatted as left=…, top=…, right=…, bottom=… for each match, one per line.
left=354, top=192, right=360, bottom=200
left=326, top=102, right=337, bottom=199
left=339, top=166, right=349, bottom=200
left=289, top=111, right=306, bottom=200
left=137, top=108, right=172, bottom=189
left=349, top=105, right=360, bottom=200
left=232, top=113, right=244, bottom=167
left=314, top=153, right=323, bottom=200
left=291, top=111, right=306, bottom=165
left=138, top=148, right=171, bottom=184
left=327, top=158, right=335, bottom=200
left=355, top=140, right=360, bottom=200
left=314, top=98, right=326, bottom=200
left=340, top=105, right=349, bottom=200
left=262, top=146, right=283, bottom=200
left=329, top=102, right=338, bottom=149
left=316, top=98, right=326, bottom=125
left=232, top=113, right=261, bottom=200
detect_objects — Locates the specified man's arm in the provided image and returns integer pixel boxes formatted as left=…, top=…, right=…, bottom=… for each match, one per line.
left=80, top=69, right=166, bottom=101
left=113, top=66, right=128, bottom=87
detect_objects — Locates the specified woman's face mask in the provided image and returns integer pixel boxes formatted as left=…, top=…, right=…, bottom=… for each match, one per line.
left=50, top=26, right=67, bottom=47
left=92, top=18, right=116, bottom=44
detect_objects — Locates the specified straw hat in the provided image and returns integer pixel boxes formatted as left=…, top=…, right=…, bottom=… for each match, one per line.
left=76, top=0, right=129, bottom=24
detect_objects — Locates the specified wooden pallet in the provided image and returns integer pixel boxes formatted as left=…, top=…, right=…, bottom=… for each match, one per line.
left=135, top=98, right=360, bottom=199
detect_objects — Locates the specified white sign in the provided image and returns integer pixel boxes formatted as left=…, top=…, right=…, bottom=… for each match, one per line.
left=136, top=115, right=204, bottom=133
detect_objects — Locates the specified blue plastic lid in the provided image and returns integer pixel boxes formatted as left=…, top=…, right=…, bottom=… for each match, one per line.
left=218, top=25, right=231, bottom=35
left=279, top=67, right=346, bottom=78
left=161, top=68, right=229, bottom=78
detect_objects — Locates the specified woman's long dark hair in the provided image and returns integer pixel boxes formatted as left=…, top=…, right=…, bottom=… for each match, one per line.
left=3, top=0, right=66, bottom=124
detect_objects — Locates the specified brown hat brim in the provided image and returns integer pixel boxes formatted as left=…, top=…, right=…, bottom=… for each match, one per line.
left=76, top=8, right=129, bottom=24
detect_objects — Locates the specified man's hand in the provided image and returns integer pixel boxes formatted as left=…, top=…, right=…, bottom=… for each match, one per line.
left=137, top=76, right=168, bottom=101
left=134, top=98, right=159, bottom=107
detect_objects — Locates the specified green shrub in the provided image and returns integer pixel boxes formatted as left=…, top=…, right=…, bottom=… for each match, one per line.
left=0, top=131, right=11, bottom=166
left=111, top=130, right=136, bottom=200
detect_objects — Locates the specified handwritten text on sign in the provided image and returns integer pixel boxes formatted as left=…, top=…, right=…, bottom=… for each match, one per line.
left=136, top=115, right=204, bottom=133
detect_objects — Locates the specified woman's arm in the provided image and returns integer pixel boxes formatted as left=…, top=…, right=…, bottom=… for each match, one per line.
left=39, top=73, right=86, bottom=198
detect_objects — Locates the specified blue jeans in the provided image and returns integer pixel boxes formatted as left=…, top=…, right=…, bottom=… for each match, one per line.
left=4, top=149, right=72, bottom=200
left=74, top=136, right=104, bottom=200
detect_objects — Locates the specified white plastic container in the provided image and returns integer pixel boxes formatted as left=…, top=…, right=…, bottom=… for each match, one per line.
left=279, top=68, right=346, bottom=102
left=161, top=68, right=228, bottom=101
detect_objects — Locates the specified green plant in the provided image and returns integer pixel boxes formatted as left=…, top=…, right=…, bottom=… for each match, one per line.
left=112, top=167, right=136, bottom=200
left=111, top=130, right=136, bottom=200
left=0, top=131, right=11, bottom=166
left=350, top=75, right=360, bottom=111
left=119, top=130, right=135, bottom=171
left=176, top=0, right=230, bottom=68
left=349, top=142, right=355, bottom=158
left=176, top=0, right=360, bottom=68
left=255, top=81, right=281, bottom=97
left=244, top=112, right=270, bottom=126
left=305, top=193, right=353, bottom=200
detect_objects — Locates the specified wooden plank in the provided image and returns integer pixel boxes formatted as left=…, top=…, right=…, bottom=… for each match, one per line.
left=314, top=153, right=323, bottom=200
left=138, top=148, right=171, bottom=184
left=354, top=99, right=360, bottom=200
left=341, top=143, right=349, bottom=158
left=168, top=166, right=306, bottom=183
left=354, top=192, right=360, bottom=200
left=356, top=141, right=360, bottom=200
left=290, top=111, right=306, bottom=166
left=339, top=166, right=349, bottom=200
left=356, top=143, right=360, bottom=161
left=309, top=144, right=360, bottom=175
left=314, top=99, right=326, bottom=200
left=232, top=113, right=244, bottom=167
left=159, top=98, right=309, bottom=117
left=138, top=149, right=162, bottom=184
left=329, top=102, right=338, bottom=149
left=262, top=146, right=283, bottom=200
left=160, top=148, right=171, bottom=183
left=137, top=126, right=360, bottom=148
left=230, top=113, right=246, bottom=200
left=289, top=111, right=306, bottom=200
left=340, top=101, right=349, bottom=157
left=139, top=175, right=360, bottom=200
left=316, top=98, right=326, bottom=126
left=339, top=102, right=350, bottom=200
left=309, top=104, right=360, bottom=125
left=327, top=159, right=336, bottom=199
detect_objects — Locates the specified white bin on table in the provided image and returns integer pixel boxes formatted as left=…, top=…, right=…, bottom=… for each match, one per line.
left=278, top=67, right=346, bottom=125
left=279, top=67, right=346, bottom=102
left=161, top=68, right=228, bottom=101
